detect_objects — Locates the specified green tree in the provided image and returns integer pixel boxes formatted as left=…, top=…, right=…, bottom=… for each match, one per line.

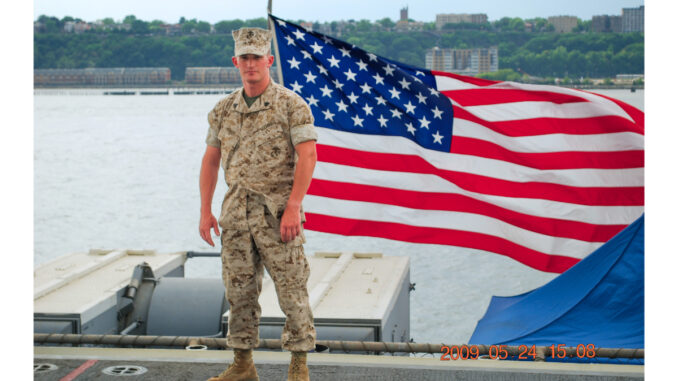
left=196, top=21, right=211, bottom=34
left=215, top=19, right=245, bottom=34
left=377, top=18, right=395, bottom=29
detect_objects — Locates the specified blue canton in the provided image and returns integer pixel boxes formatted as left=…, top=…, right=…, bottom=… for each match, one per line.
left=271, top=15, right=454, bottom=152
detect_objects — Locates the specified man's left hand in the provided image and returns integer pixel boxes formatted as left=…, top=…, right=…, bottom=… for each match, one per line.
left=280, top=204, right=301, bottom=242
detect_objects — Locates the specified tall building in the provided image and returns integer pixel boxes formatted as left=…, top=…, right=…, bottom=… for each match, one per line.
left=592, top=15, right=622, bottom=33
left=547, top=16, right=578, bottom=33
left=425, top=47, right=498, bottom=75
left=400, top=7, right=408, bottom=22
left=435, top=13, right=488, bottom=29
left=622, top=6, right=644, bottom=33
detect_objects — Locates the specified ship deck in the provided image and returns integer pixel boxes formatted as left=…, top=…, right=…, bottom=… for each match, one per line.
left=34, top=346, right=643, bottom=380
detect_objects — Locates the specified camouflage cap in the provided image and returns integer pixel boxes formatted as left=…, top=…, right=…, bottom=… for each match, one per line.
left=232, top=27, right=272, bottom=56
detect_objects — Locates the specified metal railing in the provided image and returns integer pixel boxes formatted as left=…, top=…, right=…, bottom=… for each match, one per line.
left=34, top=333, right=643, bottom=361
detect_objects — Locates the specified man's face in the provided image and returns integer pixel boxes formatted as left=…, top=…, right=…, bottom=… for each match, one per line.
left=232, top=54, right=275, bottom=85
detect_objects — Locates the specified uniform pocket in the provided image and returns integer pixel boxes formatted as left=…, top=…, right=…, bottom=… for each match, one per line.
left=253, top=123, right=289, bottom=163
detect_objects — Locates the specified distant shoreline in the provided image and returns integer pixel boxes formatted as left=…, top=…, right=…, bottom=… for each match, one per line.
left=33, top=83, right=644, bottom=90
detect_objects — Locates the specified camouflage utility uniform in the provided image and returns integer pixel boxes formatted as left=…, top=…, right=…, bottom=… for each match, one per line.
left=206, top=80, right=317, bottom=352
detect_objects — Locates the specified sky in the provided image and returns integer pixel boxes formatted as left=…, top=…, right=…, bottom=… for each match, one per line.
left=33, top=0, right=645, bottom=24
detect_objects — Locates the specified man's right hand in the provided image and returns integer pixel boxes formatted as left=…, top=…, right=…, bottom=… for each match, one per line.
left=199, top=213, right=220, bottom=246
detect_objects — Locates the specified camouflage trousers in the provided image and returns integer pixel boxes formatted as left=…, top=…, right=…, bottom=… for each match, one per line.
left=220, top=193, right=316, bottom=352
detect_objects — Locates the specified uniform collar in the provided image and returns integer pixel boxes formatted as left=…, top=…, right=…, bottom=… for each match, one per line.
left=232, top=80, right=278, bottom=114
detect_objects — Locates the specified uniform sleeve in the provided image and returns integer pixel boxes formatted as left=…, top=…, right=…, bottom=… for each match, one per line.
left=288, top=96, right=318, bottom=147
left=205, top=106, right=221, bottom=148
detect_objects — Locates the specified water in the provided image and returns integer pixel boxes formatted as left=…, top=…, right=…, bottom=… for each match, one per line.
left=33, top=88, right=644, bottom=346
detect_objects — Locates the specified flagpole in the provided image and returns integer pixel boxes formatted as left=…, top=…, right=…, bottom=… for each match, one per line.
left=267, top=0, right=285, bottom=86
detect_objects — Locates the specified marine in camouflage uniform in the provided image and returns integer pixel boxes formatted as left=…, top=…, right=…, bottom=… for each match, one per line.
left=206, top=79, right=318, bottom=351
left=200, top=27, right=316, bottom=381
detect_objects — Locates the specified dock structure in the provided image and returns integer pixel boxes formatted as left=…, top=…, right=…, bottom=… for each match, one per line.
left=34, top=346, right=644, bottom=380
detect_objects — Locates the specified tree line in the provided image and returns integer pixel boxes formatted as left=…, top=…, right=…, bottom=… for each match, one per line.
left=34, top=16, right=643, bottom=80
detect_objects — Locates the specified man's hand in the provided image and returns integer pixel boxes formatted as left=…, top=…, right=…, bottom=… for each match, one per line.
left=200, top=213, right=220, bottom=246
left=199, top=145, right=221, bottom=246
left=280, top=203, right=301, bottom=242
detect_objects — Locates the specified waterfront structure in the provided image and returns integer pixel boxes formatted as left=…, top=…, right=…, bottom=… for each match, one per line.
left=622, top=6, right=644, bottom=33
left=185, top=67, right=241, bottom=84
left=425, top=47, right=498, bottom=75
left=435, top=13, right=488, bottom=30
left=547, top=16, right=578, bottom=33
left=592, top=15, right=622, bottom=33
left=34, top=68, right=171, bottom=87
left=185, top=67, right=280, bottom=84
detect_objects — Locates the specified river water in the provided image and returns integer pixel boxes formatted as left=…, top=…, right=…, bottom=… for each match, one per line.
left=33, top=88, right=643, bottom=346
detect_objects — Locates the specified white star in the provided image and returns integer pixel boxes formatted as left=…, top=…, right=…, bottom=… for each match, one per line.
left=413, top=76, right=423, bottom=83
left=377, top=114, right=388, bottom=128
left=305, top=94, right=318, bottom=107
left=372, top=73, right=384, bottom=85
left=319, top=84, right=333, bottom=97
left=327, top=55, right=340, bottom=68
left=301, top=50, right=312, bottom=60
left=360, top=83, right=372, bottom=94
left=429, top=87, right=440, bottom=97
left=322, top=109, right=335, bottom=121
left=367, top=53, right=378, bottom=61
left=375, top=95, right=387, bottom=105
left=406, top=122, right=416, bottom=135
left=290, top=81, right=303, bottom=93
left=419, top=116, right=431, bottom=129
left=292, top=29, right=305, bottom=40
left=287, top=57, right=301, bottom=70
left=310, top=42, right=323, bottom=54
left=356, top=60, right=368, bottom=71
left=317, top=64, right=328, bottom=76
left=398, top=77, right=411, bottom=90
left=383, top=64, right=395, bottom=76
left=416, top=92, right=427, bottom=104
left=352, top=115, right=364, bottom=127
left=322, top=35, right=333, bottom=44
left=284, top=35, right=295, bottom=46
left=388, top=87, right=401, bottom=99
left=339, top=47, right=351, bottom=57
left=432, top=106, right=443, bottom=119
left=347, top=92, right=359, bottom=104
left=415, top=70, right=425, bottom=77
left=276, top=19, right=286, bottom=26
left=304, top=71, right=317, bottom=84
left=362, top=102, right=373, bottom=116
left=333, top=79, right=344, bottom=90
left=344, top=68, right=357, bottom=81
left=404, top=101, right=416, bottom=114
left=390, top=108, right=402, bottom=119
left=432, top=130, right=444, bottom=144
left=336, top=100, right=348, bottom=112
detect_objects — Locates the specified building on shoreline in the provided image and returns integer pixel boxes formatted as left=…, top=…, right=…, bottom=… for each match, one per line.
left=622, top=6, right=644, bottom=33
left=592, top=15, right=622, bottom=33
left=34, top=68, right=171, bottom=86
left=425, top=47, right=498, bottom=75
left=435, top=13, right=488, bottom=30
left=547, top=16, right=578, bottom=33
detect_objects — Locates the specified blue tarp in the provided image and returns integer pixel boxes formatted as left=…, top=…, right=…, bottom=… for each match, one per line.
left=469, top=214, right=644, bottom=363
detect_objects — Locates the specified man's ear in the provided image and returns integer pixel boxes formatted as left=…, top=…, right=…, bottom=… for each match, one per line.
left=232, top=56, right=239, bottom=67
left=267, top=54, right=275, bottom=68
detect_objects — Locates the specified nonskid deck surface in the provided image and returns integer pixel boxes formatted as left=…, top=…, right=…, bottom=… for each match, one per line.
left=34, top=347, right=643, bottom=381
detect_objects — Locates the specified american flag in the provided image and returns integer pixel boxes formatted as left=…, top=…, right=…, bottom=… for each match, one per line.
left=270, top=15, right=644, bottom=273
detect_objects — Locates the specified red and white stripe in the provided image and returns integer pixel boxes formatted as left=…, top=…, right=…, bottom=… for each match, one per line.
left=304, top=71, right=644, bottom=273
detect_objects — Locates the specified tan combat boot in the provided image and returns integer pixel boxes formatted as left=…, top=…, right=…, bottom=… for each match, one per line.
left=207, top=349, right=259, bottom=381
left=287, top=351, right=309, bottom=381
